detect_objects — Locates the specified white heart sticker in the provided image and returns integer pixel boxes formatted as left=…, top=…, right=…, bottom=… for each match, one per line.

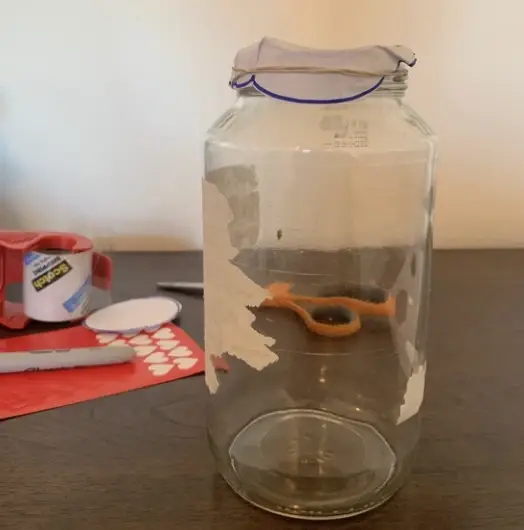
left=134, top=346, right=157, bottom=357
left=157, top=340, right=180, bottom=350
left=96, top=333, right=118, bottom=344
left=153, top=328, right=175, bottom=340
left=145, top=352, right=169, bottom=364
left=108, top=339, right=128, bottom=346
left=148, top=364, right=173, bottom=377
left=130, top=335, right=152, bottom=346
left=174, top=357, right=198, bottom=371
left=168, top=346, right=193, bottom=358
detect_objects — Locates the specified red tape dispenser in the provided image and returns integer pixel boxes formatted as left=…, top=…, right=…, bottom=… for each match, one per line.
left=0, top=231, right=112, bottom=329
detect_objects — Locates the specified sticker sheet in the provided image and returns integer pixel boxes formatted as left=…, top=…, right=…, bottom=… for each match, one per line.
left=0, top=324, right=204, bottom=420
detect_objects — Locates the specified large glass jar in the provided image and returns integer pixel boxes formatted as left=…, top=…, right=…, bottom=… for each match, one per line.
left=203, top=39, right=437, bottom=520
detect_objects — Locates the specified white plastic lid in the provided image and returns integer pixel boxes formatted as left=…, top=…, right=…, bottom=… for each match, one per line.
left=84, top=297, right=182, bottom=333
left=230, top=38, right=416, bottom=104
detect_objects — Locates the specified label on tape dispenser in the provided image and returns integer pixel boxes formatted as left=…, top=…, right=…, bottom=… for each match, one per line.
left=22, top=249, right=93, bottom=323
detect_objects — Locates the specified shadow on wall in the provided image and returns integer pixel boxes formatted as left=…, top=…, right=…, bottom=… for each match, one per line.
left=0, top=92, right=25, bottom=230
left=0, top=95, right=20, bottom=230
left=0, top=160, right=26, bottom=231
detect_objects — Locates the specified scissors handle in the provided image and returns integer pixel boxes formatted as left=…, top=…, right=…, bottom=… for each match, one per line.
left=266, top=283, right=395, bottom=317
left=262, top=297, right=361, bottom=338
left=262, top=282, right=395, bottom=338
left=319, top=283, right=396, bottom=316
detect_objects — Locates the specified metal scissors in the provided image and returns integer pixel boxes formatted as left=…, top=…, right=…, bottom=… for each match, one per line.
left=262, top=282, right=395, bottom=338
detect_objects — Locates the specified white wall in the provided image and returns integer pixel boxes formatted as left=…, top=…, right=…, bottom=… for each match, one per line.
left=0, top=0, right=522, bottom=250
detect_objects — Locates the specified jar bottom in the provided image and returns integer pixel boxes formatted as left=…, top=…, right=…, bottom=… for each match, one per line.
left=225, top=408, right=400, bottom=520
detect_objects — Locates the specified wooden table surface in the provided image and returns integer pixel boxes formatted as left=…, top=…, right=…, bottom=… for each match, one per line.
left=1, top=250, right=524, bottom=530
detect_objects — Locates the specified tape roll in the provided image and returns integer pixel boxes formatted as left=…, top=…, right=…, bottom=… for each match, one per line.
left=22, top=248, right=92, bottom=323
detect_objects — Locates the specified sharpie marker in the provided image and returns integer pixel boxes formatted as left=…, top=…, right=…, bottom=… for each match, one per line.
left=0, top=346, right=135, bottom=374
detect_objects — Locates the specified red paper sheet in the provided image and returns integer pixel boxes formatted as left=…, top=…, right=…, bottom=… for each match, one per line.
left=0, top=324, right=204, bottom=420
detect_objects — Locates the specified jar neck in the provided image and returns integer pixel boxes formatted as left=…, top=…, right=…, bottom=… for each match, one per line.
left=237, top=70, right=408, bottom=102
left=372, top=70, right=408, bottom=99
